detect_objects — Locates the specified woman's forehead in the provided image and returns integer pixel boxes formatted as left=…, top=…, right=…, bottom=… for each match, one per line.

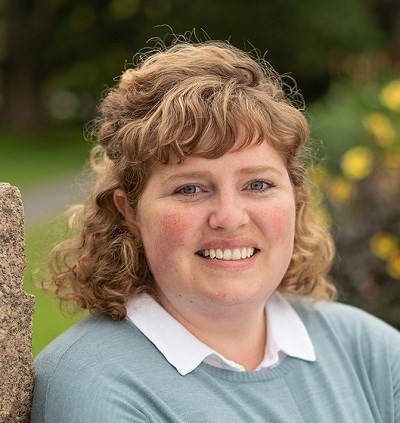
left=148, top=141, right=288, bottom=181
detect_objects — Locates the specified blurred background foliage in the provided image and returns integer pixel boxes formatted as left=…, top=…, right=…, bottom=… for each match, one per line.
left=0, top=0, right=399, bottom=353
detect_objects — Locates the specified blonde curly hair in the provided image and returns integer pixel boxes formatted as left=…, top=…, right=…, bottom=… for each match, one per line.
left=46, top=39, right=336, bottom=320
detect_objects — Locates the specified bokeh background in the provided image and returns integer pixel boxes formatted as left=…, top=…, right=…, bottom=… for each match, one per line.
left=1, top=0, right=399, bottom=355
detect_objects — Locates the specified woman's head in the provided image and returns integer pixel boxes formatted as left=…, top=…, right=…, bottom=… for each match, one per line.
left=99, top=42, right=308, bottom=208
left=47, top=40, right=335, bottom=320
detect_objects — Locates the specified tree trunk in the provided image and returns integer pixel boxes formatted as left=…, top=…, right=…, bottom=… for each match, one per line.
left=2, top=62, right=45, bottom=133
left=0, top=1, right=52, bottom=133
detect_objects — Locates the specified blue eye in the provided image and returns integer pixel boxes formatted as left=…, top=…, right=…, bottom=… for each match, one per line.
left=249, top=181, right=268, bottom=191
left=177, top=185, right=201, bottom=195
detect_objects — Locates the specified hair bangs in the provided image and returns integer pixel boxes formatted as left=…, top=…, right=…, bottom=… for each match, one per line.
left=136, top=85, right=287, bottom=165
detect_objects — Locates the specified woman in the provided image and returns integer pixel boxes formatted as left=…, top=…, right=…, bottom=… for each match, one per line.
left=31, top=40, right=400, bottom=422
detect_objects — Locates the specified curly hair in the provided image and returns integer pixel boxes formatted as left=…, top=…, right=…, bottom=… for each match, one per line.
left=45, top=39, right=336, bottom=320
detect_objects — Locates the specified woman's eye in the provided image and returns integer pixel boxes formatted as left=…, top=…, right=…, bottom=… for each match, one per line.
left=176, top=185, right=201, bottom=195
left=248, top=180, right=271, bottom=191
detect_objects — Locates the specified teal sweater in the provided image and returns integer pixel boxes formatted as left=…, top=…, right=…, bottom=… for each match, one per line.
left=31, top=301, right=400, bottom=422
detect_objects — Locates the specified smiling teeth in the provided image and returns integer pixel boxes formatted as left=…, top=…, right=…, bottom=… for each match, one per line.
left=202, top=248, right=255, bottom=260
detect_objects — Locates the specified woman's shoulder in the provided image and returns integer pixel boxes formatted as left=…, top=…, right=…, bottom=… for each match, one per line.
left=36, top=316, right=134, bottom=364
left=33, top=315, right=153, bottom=389
left=32, top=316, right=154, bottom=421
left=291, top=297, right=398, bottom=333
left=291, top=298, right=400, bottom=352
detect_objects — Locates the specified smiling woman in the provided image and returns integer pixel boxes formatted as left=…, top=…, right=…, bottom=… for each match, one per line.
left=31, top=37, right=400, bottom=422
left=113, top=140, right=296, bottom=357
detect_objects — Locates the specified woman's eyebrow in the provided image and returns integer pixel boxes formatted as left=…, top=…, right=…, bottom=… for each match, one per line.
left=163, top=170, right=211, bottom=183
left=238, top=165, right=284, bottom=176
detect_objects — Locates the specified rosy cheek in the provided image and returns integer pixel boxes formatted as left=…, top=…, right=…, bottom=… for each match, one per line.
left=159, top=212, right=190, bottom=247
left=143, top=211, right=191, bottom=277
left=268, top=203, right=296, bottom=240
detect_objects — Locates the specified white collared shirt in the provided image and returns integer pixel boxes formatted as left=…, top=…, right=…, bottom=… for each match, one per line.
left=126, top=292, right=315, bottom=375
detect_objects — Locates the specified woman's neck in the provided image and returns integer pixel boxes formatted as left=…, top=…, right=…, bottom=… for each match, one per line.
left=196, top=316, right=267, bottom=371
left=160, top=295, right=267, bottom=371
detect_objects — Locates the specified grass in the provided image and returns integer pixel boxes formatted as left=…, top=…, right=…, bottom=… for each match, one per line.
left=24, top=217, right=87, bottom=356
left=2, top=128, right=91, bottom=355
left=0, top=129, right=91, bottom=190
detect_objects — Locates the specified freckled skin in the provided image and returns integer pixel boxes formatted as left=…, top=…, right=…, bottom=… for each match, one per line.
left=146, top=212, right=190, bottom=276
left=132, top=138, right=296, bottom=325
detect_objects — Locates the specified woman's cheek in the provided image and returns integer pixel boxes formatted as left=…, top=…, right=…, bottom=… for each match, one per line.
left=268, top=202, right=296, bottom=241
left=143, top=210, right=193, bottom=273
left=161, top=211, right=192, bottom=246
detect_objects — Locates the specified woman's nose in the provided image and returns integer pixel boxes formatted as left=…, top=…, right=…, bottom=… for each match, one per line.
left=208, top=192, right=250, bottom=231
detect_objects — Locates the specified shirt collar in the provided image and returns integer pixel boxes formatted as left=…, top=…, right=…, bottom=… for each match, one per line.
left=262, top=292, right=316, bottom=367
left=126, top=292, right=315, bottom=376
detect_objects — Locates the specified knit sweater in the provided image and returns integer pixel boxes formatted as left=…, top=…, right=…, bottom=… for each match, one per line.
left=31, top=301, right=400, bottom=422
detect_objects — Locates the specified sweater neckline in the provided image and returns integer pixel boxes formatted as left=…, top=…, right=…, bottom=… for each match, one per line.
left=197, top=355, right=302, bottom=382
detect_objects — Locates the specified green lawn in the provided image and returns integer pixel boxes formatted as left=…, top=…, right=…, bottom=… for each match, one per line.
left=1, top=129, right=91, bottom=190
left=2, top=128, right=91, bottom=355
left=24, top=217, right=87, bottom=356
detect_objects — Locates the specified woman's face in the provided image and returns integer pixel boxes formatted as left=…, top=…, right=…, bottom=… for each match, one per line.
left=132, top=138, right=296, bottom=319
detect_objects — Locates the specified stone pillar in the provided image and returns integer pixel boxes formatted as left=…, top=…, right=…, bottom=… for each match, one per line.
left=0, top=183, right=35, bottom=422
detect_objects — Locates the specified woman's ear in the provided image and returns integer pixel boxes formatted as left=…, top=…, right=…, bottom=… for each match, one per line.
left=113, top=188, right=128, bottom=215
left=113, top=189, right=140, bottom=234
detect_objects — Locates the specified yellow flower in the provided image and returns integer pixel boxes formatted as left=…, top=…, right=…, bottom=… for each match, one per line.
left=369, top=232, right=399, bottom=260
left=387, top=253, right=400, bottom=280
left=380, top=80, right=400, bottom=112
left=340, top=146, right=374, bottom=180
left=363, top=113, right=395, bottom=147
left=328, top=177, right=355, bottom=203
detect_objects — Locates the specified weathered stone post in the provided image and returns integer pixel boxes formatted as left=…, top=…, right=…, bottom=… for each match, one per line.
left=0, top=183, right=35, bottom=422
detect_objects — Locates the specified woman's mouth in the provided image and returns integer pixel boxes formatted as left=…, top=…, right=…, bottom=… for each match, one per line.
left=196, top=247, right=257, bottom=261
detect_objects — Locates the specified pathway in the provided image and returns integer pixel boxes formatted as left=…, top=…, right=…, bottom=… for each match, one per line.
left=19, top=173, right=83, bottom=228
